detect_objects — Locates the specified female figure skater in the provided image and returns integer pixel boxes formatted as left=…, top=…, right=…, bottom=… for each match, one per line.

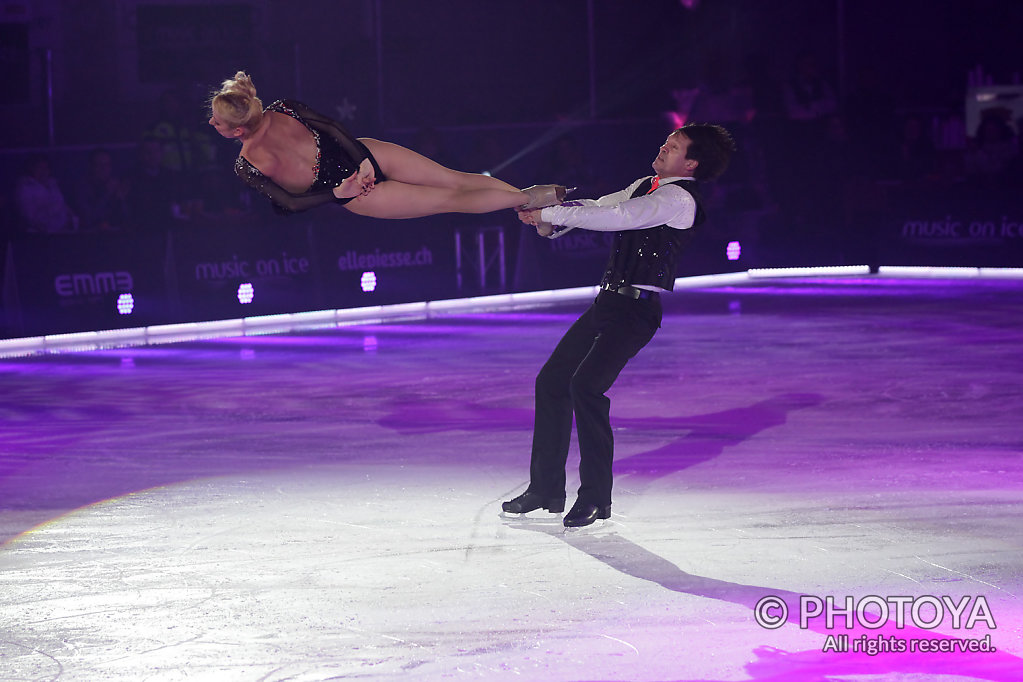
left=208, top=71, right=565, bottom=217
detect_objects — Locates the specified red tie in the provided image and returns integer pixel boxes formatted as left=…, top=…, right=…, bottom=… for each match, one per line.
left=647, top=177, right=660, bottom=194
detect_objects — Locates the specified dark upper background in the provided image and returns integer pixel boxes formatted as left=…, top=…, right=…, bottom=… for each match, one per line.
left=2, top=0, right=1022, bottom=267
left=1, top=0, right=1019, bottom=146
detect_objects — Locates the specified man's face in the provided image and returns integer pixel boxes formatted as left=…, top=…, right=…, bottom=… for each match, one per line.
left=652, top=131, right=696, bottom=178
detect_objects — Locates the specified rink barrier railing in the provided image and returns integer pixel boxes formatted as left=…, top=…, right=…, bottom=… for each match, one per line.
left=2, top=265, right=1022, bottom=358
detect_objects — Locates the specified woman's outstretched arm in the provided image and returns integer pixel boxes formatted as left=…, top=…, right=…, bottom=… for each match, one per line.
left=234, top=156, right=342, bottom=214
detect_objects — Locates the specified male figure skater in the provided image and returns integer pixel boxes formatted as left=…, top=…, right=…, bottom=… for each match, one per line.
left=505, top=123, right=735, bottom=527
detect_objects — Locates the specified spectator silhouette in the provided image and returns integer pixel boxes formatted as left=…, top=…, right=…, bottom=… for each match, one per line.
left=895, top=115, right=937, bottom=184
left=965, top=112, right=1018, bottom=187
left=14, top=155, right=76, bottom=233
left=73, top=148, right=130, bottom=231
left=783, top=50, right=838, bottom=125
left=146, top=87, right=218, bottom=216
left=742, top=50, right=786, bottom=209
left=778, top=51, right=839, bottom=255
left=844, top=67, right=897, bottom=171
left=128, top=136, right=183, bottom=234
left=147, top=88, right=217, bottom=175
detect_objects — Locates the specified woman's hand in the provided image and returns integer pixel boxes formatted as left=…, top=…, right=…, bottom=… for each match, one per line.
left=516, top=208, right=541, bottom=226
left=333, top=158, right=377, bottom=199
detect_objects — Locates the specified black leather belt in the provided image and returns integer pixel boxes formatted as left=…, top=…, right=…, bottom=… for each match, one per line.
left=600, top=282, right=660, bottom=300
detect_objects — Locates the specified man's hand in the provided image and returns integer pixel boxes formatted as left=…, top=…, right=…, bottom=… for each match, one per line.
left=517, top=208, right=556, bottom=237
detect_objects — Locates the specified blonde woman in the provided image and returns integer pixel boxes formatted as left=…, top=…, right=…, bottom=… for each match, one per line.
left=209, top=71, right=566, bottom=217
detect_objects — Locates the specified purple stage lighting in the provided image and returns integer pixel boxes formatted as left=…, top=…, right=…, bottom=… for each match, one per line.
left=726, top=241, right=742, bottom=261
left=116, top=293, right=135, bottom=315
left=237, top=283, right=255, bottom=304
left=361, top=271, right=377, bottom=293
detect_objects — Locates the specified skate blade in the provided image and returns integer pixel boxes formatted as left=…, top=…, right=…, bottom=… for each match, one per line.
left=562, top=517, right=613, bottom=533
left=499, top=511, right=563, bottom=523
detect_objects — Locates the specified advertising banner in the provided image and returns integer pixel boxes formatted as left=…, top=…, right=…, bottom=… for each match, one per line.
left=170, top=222, right=320, bottom=322
left=4, top=233, right=168, bottom=336
left=879, top=189, right=1023, bottom=267
left=310, top=212, right=462, bottom=308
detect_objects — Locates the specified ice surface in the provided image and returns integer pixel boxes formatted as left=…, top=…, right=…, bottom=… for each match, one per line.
left=1, top=277, right=1021, bottom=681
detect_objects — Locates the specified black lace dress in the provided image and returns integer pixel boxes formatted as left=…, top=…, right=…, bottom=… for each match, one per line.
left=233, top=99, right=384, bottom=213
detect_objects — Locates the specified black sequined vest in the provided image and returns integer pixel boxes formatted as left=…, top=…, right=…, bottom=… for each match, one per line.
left=599, top=178, right=705, bottom=292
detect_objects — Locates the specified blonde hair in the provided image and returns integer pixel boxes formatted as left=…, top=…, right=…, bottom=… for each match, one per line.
left=210, top=71, right=263, bottom=130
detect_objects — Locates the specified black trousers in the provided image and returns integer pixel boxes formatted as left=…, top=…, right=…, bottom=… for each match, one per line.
left=527, top=290, right=662, bottom=507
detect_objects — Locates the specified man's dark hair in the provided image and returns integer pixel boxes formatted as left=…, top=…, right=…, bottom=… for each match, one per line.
left=677, top=123, right=736, bottom=181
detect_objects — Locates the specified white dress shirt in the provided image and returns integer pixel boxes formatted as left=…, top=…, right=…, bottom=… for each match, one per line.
left=539, top=175, right=697, bottom=232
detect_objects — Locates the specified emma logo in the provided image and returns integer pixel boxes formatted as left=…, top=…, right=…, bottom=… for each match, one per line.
left=54, top=272, right=133, bottom=297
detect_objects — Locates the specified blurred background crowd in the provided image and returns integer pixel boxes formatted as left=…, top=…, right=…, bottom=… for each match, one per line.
left=1, top=0, right=1020, bottom=267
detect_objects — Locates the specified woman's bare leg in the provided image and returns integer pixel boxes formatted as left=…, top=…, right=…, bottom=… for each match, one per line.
left=347, top=138, right=569, bottom=218
left=344, top=179, right=526, bottom=219
left=361, top=138, right=520, bottom=191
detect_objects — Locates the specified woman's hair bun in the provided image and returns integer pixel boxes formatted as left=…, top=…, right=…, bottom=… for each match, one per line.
left=211, top=70, right=263, bottom=130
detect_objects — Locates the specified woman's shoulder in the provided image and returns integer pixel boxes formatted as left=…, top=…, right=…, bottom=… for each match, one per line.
left=266, top=99, right=316, bottom=118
